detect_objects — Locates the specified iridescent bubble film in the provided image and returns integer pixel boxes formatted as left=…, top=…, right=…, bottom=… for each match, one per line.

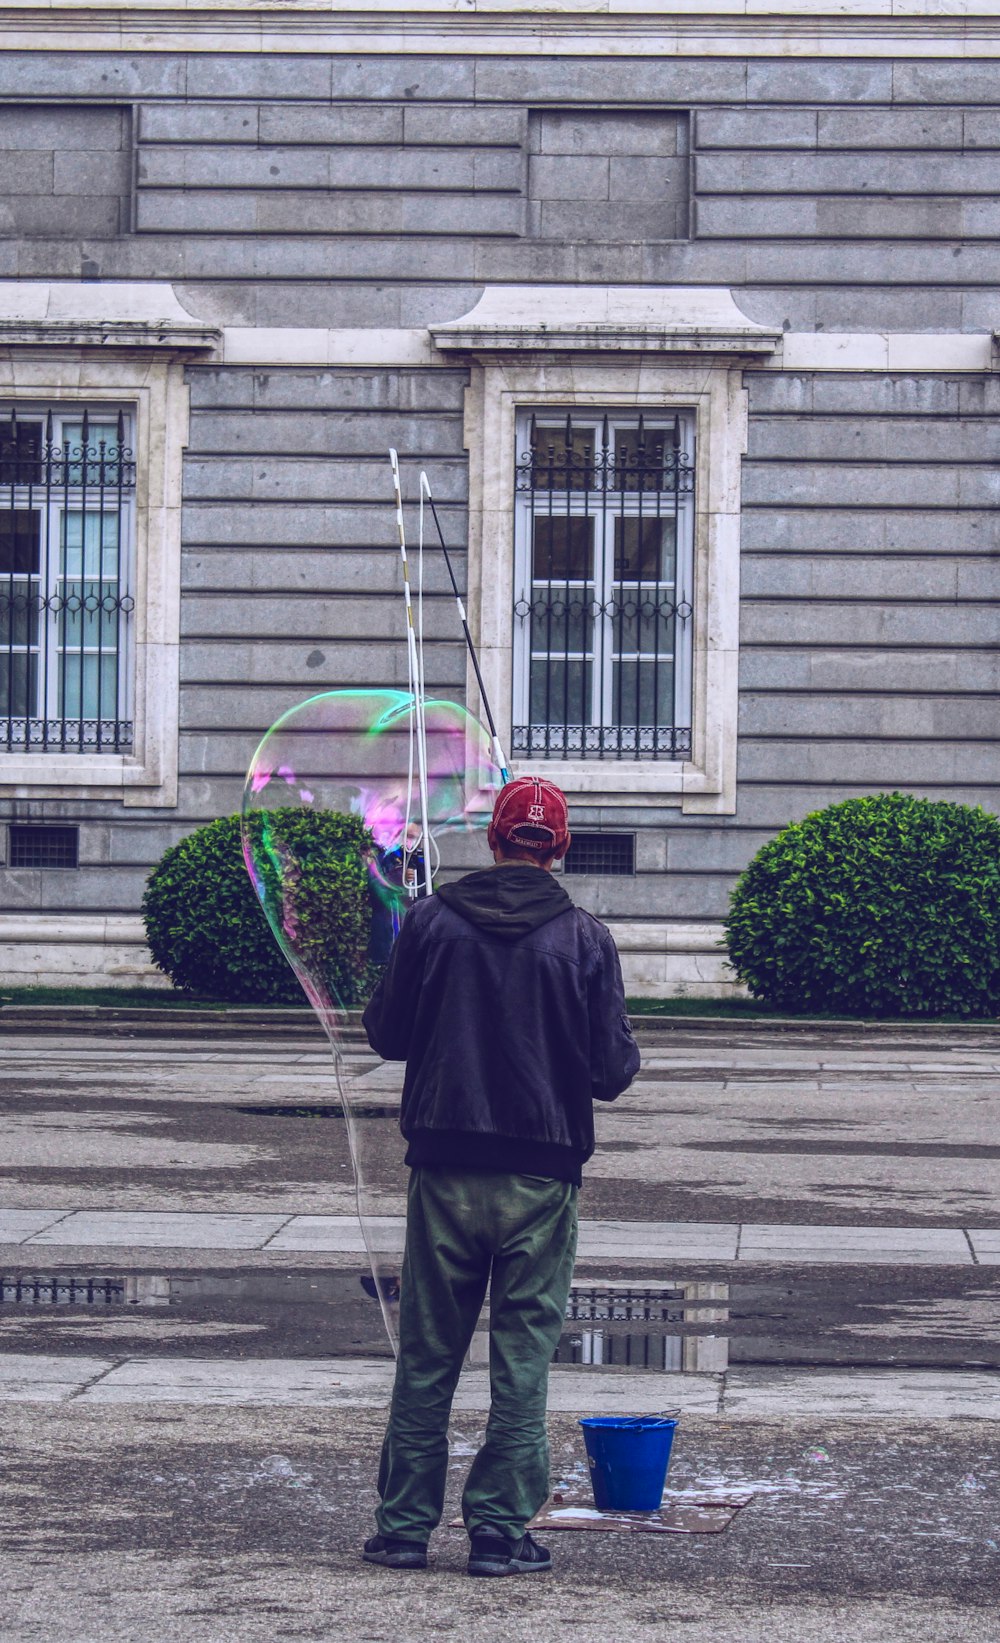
left=242, top=687, right=501, bottom=1349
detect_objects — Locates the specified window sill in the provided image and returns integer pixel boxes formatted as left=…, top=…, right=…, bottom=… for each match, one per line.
left=0, top=751, right=174, bottom=804
left=509, top=756, right=707, bottom=802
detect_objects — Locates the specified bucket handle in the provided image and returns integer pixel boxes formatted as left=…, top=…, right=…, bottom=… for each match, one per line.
left=579, top=1410, right=681, bottom=1428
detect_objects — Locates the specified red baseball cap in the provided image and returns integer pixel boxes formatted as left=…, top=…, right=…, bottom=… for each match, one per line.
left=487, top=776, right=570, bottom=854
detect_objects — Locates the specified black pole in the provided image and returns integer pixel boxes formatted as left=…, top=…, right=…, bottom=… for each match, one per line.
left=422, top=483, right=510, bottom=783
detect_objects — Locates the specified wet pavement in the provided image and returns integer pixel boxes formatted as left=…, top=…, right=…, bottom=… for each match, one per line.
left=1, top=1404, right=998, bottom=1642
left=2, top=1022, right=1000, bottom=1227
left=2, top=1265, right=1000, bottom=1372
left=0, top=1018, right=998, bottom=1639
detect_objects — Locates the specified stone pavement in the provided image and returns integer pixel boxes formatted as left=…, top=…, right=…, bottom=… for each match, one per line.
left=2, top=1401, right=997, bottom=1643
left=1, top=1351, right=998, bottom=1421
left=2, top=1205, right=996, bottom=1261
left=0, top=1019, right=998, bottom=1640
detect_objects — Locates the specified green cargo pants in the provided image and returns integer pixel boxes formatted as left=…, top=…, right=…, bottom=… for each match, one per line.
left=375, top=1165, right=579, bottom=1544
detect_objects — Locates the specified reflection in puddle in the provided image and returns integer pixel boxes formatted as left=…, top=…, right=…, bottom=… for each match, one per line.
left=555, top=1283, right=729, bottom=1372
left=2, top=1273, right=730, bottom=1372
left=2, top=1275, right=129, bottom=1306
left=233, top=1103, right=398, bottom=1119
left=3, top=1270, right=997, bottom=1373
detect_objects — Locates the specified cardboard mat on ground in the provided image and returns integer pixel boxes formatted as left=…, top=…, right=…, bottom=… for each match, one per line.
left=452, top=1489, right=754, bottom=1537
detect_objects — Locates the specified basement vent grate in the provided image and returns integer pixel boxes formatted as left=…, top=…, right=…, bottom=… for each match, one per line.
left=563, top=832, right=635, bottom=876
left=7, top=824, right=79, bottom=868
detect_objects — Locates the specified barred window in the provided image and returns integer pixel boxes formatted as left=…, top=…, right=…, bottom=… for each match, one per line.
left=513, top=411, right=694, bottom=761
left=0, top=406, right=135, bottom=753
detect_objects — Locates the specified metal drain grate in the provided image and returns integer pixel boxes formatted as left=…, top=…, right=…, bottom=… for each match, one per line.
left=563, top=833, right=635, bottom=876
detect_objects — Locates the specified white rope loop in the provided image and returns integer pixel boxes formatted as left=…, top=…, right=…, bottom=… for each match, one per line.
left=388, top=450, right=433, bottom=897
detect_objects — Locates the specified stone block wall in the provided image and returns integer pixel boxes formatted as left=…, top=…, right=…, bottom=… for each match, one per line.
left=527, top=111, right=689, bottom=242
left=0, top=27, right=997, bottom=987
left=0, top=103, right=131, bottom=238
left=0, top=53, right=992, bottom=323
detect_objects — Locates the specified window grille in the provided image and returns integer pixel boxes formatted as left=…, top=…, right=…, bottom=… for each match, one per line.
left=0, top=406, right=135, bottom=753
left=513, top=411, right=694, bottom=761
left=563, top=832, right=635, bottom=877
left=8, top=823, right=79, bottom=868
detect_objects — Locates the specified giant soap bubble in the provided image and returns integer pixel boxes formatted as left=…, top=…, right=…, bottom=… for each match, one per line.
left=242, top=687, right=501, bottom=1350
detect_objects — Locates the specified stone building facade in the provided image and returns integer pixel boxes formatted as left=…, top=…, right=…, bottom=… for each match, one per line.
left=0, top=1, right=997, bottom=994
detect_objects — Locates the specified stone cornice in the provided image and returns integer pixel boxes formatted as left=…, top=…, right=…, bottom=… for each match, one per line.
left=4, top=4, right=1000, bottom=57
left=0, top=323, right=220, bottom=353
left=3, top=0, right=999, bottom=15
left=0, top=284, right=219, bottom=356
left=431, top=285, right=780, bottom=358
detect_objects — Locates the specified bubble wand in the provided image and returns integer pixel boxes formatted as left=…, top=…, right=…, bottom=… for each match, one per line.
left=419, top=471, right=510, bottom=786
left=388, top=449, right=433, bottom=895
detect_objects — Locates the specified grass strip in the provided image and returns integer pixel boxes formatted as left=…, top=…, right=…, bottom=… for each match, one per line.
left=0, top=985, right=304, bottom=1011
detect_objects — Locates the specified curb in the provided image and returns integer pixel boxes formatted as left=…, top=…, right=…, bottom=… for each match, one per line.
left=2, top=1003, right=1000, bottom=1041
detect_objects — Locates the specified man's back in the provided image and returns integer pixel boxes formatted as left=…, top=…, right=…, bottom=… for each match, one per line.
left=362, top=864, right=640, bottom=1186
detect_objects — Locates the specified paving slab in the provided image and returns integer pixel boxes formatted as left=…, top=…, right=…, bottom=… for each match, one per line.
left=73, top=1357, right=724, bottom=1414
left=738, top=1224, right=972, bottom=1265
left=0, top=1208, right=73, bottom=1242
left=577, top=1219, right=740, bottom=1260
left=968, top=1229, right=1000, bottom=1264
left=266, top=1213, right=406, bottom=1254
left=67, top=1356, right=702, bottom=1413
left=81, top=1355, right=393, bottom=1407
left=723, top=1368, right=1000, bottom=1421
left=25, top=1211, right=293, bottom=1250
left=2, top=1350, right=996, bottom=1423
left=6, top=1026, right=1000, bottom=1226
left=0, top=1352, right=111, bottom=1400
left=541, top=1368, right=721, bottom=1416
left=4, top=1207, right=989, bottom=1265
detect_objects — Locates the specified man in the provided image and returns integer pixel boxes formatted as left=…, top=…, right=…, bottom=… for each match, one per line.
left=360, top=775, right=640, bottom=1578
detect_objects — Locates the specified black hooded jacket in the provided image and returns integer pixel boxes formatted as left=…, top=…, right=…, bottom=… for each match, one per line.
left=361, top=865, right=641, bottom=1185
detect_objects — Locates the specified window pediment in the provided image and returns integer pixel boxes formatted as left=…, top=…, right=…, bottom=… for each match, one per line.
left=430, top=284, right=780, bottom=359
left=0, top=282, right=219, bottom=355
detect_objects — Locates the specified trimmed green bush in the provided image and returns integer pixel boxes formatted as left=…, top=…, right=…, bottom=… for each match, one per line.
left=725, top=792, right=1000, bottom=1018
left=141, top=810, right=375, bottom=1005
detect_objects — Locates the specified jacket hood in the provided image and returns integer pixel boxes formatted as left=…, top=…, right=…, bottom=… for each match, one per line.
left=436, top=865, right=573, bottom=941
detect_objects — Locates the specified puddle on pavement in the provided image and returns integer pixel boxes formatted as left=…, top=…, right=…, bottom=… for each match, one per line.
left=553, top=1283, right=729, bottom=1372
left=232, top=1103, right=399, bottom=1120
left=2, top=1270, right=998, bottom=1371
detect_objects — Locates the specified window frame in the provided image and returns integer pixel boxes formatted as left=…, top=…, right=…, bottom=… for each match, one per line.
left=511, top=407, right=696, bottom=760
left=0, top=367, right=188, bottom=805
left=0, top=282, right=218, bottom=807
left=460, top=359, right=748, bottom=813
left=0, top=404, right=136, bottom=752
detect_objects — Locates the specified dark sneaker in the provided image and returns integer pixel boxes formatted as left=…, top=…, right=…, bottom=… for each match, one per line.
left=362, top=1534, right=427, bottom=1570
left=467, top=1529, right=552, bottom=1578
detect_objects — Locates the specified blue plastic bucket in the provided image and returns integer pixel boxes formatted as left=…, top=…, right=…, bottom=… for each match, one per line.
left=579, top=1415, right=679, bottom=1512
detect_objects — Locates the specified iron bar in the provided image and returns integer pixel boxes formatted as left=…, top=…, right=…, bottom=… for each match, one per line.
left=0, top=405, right=135, bottom=754
left=515, top=414, right=693, bottom=761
